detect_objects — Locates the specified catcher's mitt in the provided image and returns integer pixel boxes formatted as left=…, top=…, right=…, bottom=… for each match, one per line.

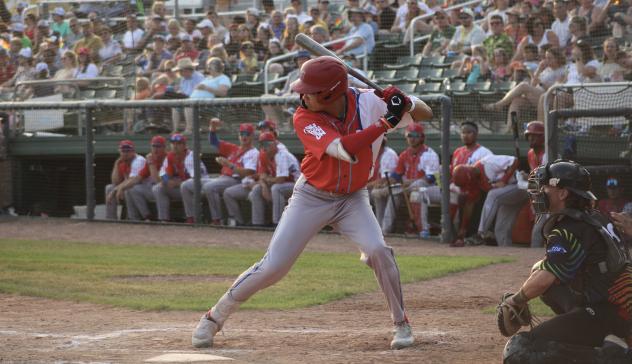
left=496, top=292, right=533, bottom=337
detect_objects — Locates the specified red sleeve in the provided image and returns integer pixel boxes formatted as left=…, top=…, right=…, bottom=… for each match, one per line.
left=257, top=152, right=268, bottom=174
left=219, top=140, right=239, bottom=157
left=395, top=152, right=407, bottom=175
left=340, top=123, right=387, bottom=156
left=139, top=163, right=150, bottom=179
left=293, top=108, right=340, bottom=160
left=500, top=159, right=519, bottom=184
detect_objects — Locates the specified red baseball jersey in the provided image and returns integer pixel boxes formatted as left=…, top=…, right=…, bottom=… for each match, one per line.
left=527, top=148, right=545, bottom=171
left=294, top=88, right=388, bottom=194
left=117, top=159, right=132, bottom=179
left=218, top=141, right=258, bottom=177
left=162, top=150, right=190, bottom=180
left=138, top=153, right=167, bottom=180
left=450, top=144, right=493, bottom=173
left=395, top=146, right=429, bottom=180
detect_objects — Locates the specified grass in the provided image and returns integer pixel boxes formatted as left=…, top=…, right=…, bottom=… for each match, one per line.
left=0, top=239, right=512, bottom=311
left=484, top=297, right=555, bottom=317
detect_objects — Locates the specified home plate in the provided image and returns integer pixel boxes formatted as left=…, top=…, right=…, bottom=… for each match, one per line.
left=145, top=353, right=233, bottom=362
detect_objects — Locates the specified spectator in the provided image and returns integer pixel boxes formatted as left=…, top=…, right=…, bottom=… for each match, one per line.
left=513, top=15, right=559, bottom=61
left=282, top=15, right=300, bottom=51
left=551, top=0, right=571, bottom=49
left=190, top=57, right=231, bottom=100
left=74, top=47, right=99, bottom=79
left=205, top=120, right=259, bottom=225
left=336, top=8, right=375, bottom=57
left=309, top=24, right=330, bottom=45
left=37, top=42, right=60, bottom=76
left=140, top=15, right=168, bottom=49
left=448, top=8, right=486, bottom=54
left=153, top=133, right=191, bottom=222
left=376, top=0, right=397, bottom=32
left=368, top=138, right=399, bottom=230
left=490, top=48, right=511, bottom=81
left=196, top=19, right=214, bottom=50
left=183, top=18, right=202, bottom=41
left=289, top=0, right=311, bottom=24
left=318, top=0, right=335, bottom=27
left=483, top=0, right=509, bottom=32
left=307, top=6, right=329, bottom=32
left=565, top=39, right=601, bottom=84
left=171, top=57, right=204, bottom=132
left=570, top=0, right=607, bottom=36
left=391, top=0, right=432, bottom=34
left=262, top=0, right=275, bottom=18
left=448, top=121, right=493, bottom=247
left=599, top=177, right=630, bottom=214
left=457, top=46, right=490, bottom=84
left=105, top=140, right=146, bottom=220
left=504, top=9, right=528, bottom=46
left=166, top=18, right=185, bottom=43
left=238, top=41, right=259, bottom=74
left=422, top=10, right=455, bottom=56
left=0, top=49, right=16, bottom=85
left=483, top=15, right=514, bottom=59
left=52, top=50, right=77, bottom=95
left=23, top=13, right=36, bottom=42
left=269, top=11, right=286, bottom=40
left=245, top=8, right=261, bottom=39
left=254, top=24, right=272, bottom=61
left=50, top=7, right=69, bottom=41
left=166, top=33, right=182, bottom=53
left=125, top=136, right=167, bottom=221
left=0, top=47, right=35, bottom=98
left=249, top=132, right=300, bottom=227
left=454, top=155, right=524, bottom=247
left=262, top=38, right=288, bottom=75
left=206, top=10, right=227, bottom=43
left=65, top=18, right=82, bottom=48
left=97, top=26, right=123, bottom=67
left=174, top=34, right=199, bottom=62
left=143, top=1, right=167, bottom=31
left=567, top=16, right=587, bottom=48
left=73, top=22, right=103, bottom=61
left=10, top=1, right=27, bottom=24
left=122, top=14, right=144, bottom=53
left=224, top=24, right=242, bottom=58
left=208, top=44, right=236, bottom=75
left=612, top=0, right=632, bottom=39
left=21, top=62, right=53, bottom=99
left=382, top=123, right=440, bottom=235
left=141, top=35, right=171, bottom=76
left=34, top=20, right=52, bottom=54
left=11, top=22, right=31, bottom=49
left=483, top=47, right=566, bottom=124
left=8, top=37, right=22, bottom=68
left=599, top=37, right=627, bottom=82
left=521, top=43, right=540, bottom=74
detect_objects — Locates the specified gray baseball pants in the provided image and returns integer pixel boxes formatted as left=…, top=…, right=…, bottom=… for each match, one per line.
left=249, top=182, right=295, bottom=225
left=105, top=184, right=119, bottom=220
left=125, top=183, right=154, bottom=220
left=208, top=175, right=408, bottom=328
left=152, top=183, right=182, bottom=221
left=419, top=185, right=442, bottom=231
left=202, top=176, right=239, bottom=221
left=382, top=179, right=430, bottom=233
left=223, top=184, right=251, bottom=225
left=478, top=184, right=529, bottom=246
left=370, top=186, right=390, bottom=228
left=181, top=178, right=212, bottom=218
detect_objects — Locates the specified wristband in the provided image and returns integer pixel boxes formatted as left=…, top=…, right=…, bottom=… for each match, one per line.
left=408, top=95, right=420, bottom=113
left=512, top=289, right=529, bottom=305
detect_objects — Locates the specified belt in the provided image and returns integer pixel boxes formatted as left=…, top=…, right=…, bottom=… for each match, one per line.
left=299, top=175, right=348, bottom=198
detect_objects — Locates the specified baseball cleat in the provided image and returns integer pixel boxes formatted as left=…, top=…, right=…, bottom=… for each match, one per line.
left=390, top=322, right=414, bottom=349
left=192, top=315, right=220, bottom=348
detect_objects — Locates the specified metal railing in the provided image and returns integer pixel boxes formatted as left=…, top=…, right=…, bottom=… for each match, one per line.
left=1, top=94, right=454, bottom=242
left=14, top=77, right=126, bottom=101
left=264, top=35, right=368, bottom=94
left=408, top=0, right=484, bottom=56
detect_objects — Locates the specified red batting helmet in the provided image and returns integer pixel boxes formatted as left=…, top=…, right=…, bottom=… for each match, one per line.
left=524, top=121, right=544, bottom=136
left=405, top=122, right=425, bottom=135
left=290, top=56, right=348, bottom=104
left=452, top=165, right=477, bottom=188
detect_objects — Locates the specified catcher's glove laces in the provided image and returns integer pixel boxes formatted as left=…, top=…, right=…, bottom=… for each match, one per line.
left=496, top=292, right=538, bottom=337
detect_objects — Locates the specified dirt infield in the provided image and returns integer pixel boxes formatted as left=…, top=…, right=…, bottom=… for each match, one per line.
left=0, top=218, right=543, bottom=363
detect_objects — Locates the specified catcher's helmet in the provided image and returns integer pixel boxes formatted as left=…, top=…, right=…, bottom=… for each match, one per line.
left=528, top=159, right=597, bottom=214
left=290, top=56, right=348, bottom=104
left=452, top=164, right=476, bottom=188
left=524, top=121, right=544, bottom=136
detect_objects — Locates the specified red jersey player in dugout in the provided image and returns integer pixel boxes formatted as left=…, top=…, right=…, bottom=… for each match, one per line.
left=192, top=56, right=433, bottom=350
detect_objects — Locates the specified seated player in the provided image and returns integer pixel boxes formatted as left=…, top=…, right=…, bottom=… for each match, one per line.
left=598, top=177, right=630, bottom=215
left=249, top=132, right=300, bottom=226
left=125, top=136, right=167, bottom=221
left=368, top=138, right=399, bottom=229
left=152, top=134, right=190, bottom=222
left=105, top=140, right=146, bottom=220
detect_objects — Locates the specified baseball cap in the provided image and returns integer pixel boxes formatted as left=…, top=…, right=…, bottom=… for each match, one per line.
left=18, top=47, right=32, bottom=58
left=239, top=123, right=255, bottom=134
left=405, top=122, right=424, bottom=135
left=606, top=177, right=620, bottom=188
left=11, top=23, right=25, bottom=33
left=153, top=34, right=166, bottom=42
left=77, top=47, right=90, bottom=56
left=37, top=19, right=50, bottom=28
left=53, top=7, right=65, bottom=17
left=257, top=120, right=277, bottom=131
left=179, top=33, right=192, bottom=42
left=119, top=140, right=135, bottom=150
left=17, top=1, right=28, bottom=9
left=460, top=7, right=475, bottom=18
left=258, top=131, right=276, bottom=142
left=169, top=133, right=187, bottom=143
left=197, top=19, right=214, bottom=29
left=151, top=135, right=166, bottom=147
left=35, top=62, right=49, bottom=73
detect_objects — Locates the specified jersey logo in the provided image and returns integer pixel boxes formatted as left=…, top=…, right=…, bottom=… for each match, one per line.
left=304, top=123, right=326, bottom=140
left=602, top=223, right=622, bottom=243
left=547, top=244, right=567, bottom=255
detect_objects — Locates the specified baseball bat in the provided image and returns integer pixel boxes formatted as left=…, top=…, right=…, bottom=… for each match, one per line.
left=384, top=172, right=398, bottom=219
left=511, top=111, right=520, bottom=162
left=294, top=33, right=384, bottom=97
left=400, top=186, right=418, bottom=232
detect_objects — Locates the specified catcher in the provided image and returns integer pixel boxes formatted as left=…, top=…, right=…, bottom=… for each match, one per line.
left=498, top=160, right=632, bottom=363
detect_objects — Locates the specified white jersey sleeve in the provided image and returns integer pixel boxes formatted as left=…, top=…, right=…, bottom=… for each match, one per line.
left=418, top=147, right=440, bottom=176
left=482, top=155, right=516, bottom=182
left=470, top=145, right=493, bottom=164
left=158, top=155, right=168, bottom=177
left=240, top=148, right=259, bottom=171
left=129, top=155, right=146, bottom=178
left=379, top=147, right=399, bottom=177
left=275, top=149, right=300, bottom=179
left=184, top=150, right=209, bottom=178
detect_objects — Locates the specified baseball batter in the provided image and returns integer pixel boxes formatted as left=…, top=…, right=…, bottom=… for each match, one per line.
left=192, top=56, right=433, bottom=350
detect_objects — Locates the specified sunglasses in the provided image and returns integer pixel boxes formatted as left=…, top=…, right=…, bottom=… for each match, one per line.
left=490, top=21, right=502, bottom=25
left=239, top=131, right=252, bottom=137
left=406, top=132, right=422, bottom=138
left=607, top=178, right=619, bottom=187
left=151, top=144, right=165, bottom=148
left=459, top=15, right=470, bottom=20
left=259, top=141, right=275, bottom=148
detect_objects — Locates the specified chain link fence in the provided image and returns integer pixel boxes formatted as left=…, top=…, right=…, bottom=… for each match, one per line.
left=544, top=82, right=632, bottom=213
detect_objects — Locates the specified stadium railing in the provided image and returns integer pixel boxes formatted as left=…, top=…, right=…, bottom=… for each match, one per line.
left=0, top=94, right=454, bottom=242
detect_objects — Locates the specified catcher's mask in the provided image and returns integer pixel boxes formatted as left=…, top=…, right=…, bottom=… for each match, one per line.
left=527, top=159, right=597, bottom=215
